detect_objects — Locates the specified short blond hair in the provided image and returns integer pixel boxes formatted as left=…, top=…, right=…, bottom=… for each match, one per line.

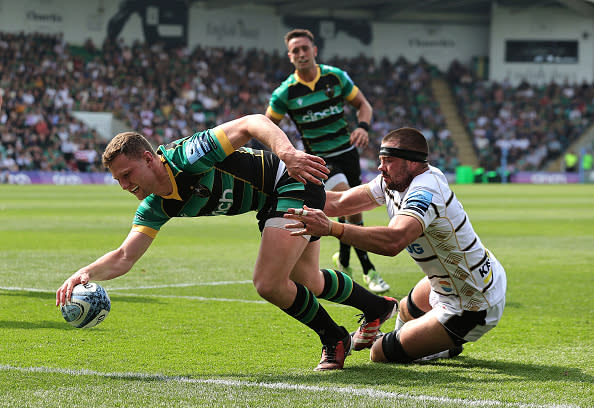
left=102, top=131, right=156, bottom=168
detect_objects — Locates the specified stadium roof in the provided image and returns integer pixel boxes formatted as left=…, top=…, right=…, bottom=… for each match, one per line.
left=192, top=0, right=594, bottom=23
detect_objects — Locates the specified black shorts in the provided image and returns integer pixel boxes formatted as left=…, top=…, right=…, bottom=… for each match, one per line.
left=256, top=170, right=325, bottom=241
left=325, top=148, right=362, bottom=187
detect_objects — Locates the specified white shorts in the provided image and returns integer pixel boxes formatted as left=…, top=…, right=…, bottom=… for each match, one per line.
left=427, top=292, right=506, bottom=343
left=264, top=217, right=310, bottom=241
left=324, top=173, right=349, bottom=191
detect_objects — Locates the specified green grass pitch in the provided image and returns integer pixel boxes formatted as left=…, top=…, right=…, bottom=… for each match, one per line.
left=0, top=183, right=592, bottom=407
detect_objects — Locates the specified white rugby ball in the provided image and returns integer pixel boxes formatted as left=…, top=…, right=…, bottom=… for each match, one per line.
left=61, top=283, right=111, bottom=328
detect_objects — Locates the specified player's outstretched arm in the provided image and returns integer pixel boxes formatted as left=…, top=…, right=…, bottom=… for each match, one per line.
left=285, top=205, right=423, bottom=257
left=56, top=230, right=153, bottom=306
left=323, top=185, right=378, bottom=217
left=216, top=114, right=329, bottom=185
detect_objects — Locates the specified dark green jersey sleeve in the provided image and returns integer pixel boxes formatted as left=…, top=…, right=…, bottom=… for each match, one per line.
left=131, top=127, right=236, bottom=237
left=158, top=127, right=234, bottom=173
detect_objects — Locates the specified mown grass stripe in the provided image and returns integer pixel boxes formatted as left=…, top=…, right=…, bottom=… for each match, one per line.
left=0, top=365, right=578, bottom=408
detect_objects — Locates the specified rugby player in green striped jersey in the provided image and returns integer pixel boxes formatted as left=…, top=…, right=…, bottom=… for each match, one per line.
left=56, top=114, right=398, bottom=371
left=266, top=28, right=390, bottom=294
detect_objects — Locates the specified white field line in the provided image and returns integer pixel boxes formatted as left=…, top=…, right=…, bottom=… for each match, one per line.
left=0, top=364, right=578, bottom=408
left=0, top=284, right=266, bottom=304
left=107, top=280, right=253, bottom=290
left=0, top=280, right=252, bottom=294
left=109, top=291, right=267, bottom=304
left=0, top=285, right=350, bottom=307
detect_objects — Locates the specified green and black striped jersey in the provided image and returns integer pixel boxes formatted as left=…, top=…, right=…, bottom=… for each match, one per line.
left=267, top=64, right=359, bottom=157
left=132, top=127, right=280, bottom=238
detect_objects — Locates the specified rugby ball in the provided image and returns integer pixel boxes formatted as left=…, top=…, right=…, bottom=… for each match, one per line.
left=61, top=283, right=111, bottom=328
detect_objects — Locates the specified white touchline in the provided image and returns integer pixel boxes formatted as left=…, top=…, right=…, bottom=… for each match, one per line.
left=0, top=280, right=252, bottom=293
left=0, top=365, right=578, bottom=408
left=0, top=285, right=348, bottom=308
left=107, top=280, right=253, bottom=290
left=110, top=292, right=268, bottom=304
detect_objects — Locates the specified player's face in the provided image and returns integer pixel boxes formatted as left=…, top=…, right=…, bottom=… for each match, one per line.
left=378, top=150, right=414, bottom=192
left=109, top=152, right=156, bottom=200
left=287, top=36, right=317, bottom=71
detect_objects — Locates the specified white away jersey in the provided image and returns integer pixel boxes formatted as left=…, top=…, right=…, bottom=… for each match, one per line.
left=367, top=166, right=506, bottom=311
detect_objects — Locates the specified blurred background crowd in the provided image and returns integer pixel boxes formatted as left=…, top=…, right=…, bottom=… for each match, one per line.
left=1, top=31, right=592, bottom=175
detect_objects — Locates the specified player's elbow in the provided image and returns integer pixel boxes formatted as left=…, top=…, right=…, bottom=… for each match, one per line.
left=381, top=245, right=401, bottom=257
left=381, top=238, right=407, bottom=257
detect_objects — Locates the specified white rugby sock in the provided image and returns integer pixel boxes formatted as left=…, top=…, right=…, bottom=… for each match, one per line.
left=394, top=314, right=405, bottom=331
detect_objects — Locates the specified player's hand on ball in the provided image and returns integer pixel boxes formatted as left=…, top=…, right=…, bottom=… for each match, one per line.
left=60, top=283, right=111, bottom=328
left=56, top=270, right=90, bottom=306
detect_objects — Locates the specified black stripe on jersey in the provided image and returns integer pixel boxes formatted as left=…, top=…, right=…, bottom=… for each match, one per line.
left=455, top=215, right=467, bottom=232
left=300, top=135, right=350, bottom=156
left=446, top=192, right=455, bottom=207
left=428, top=274, right=450, bottom=279
left=311, top=141, right=352, bottom=156
left=298, top=112, right=346, bottom=131
left=304, top=127, right=346, bottom=143
left=261, top=149, right=279, bottom=192
left=482, top=273, right=494, bottom=293
left=433, top=291, right=458, bottom=297
left=430, top=202, right=439, bottom=218
left=226, top=178, right=245, bottom=215
left=412, top=254, right=438, bottom=262
left=290, top=95, right=344, bottom=118
left=385, top=189, right=399, bottom=207
left=470, top=251, right=488, bottom=271
left=461, top=237, right=477, bottom=252
left=198, top=170, right=223, bottom=216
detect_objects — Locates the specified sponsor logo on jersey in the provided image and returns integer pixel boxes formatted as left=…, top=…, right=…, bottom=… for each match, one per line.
left=404, top=190, right=433, bottom=216
left=406, top=243, right=424, bottom=254
left=478, top=257, right=493, bottom=284
left=212, top=188, right=234, bottom=215
left=300, top=104, right=343, bottom=123
left=185, top=134, right=213, bottom=164
left=439, top=280, right=453, bottom=293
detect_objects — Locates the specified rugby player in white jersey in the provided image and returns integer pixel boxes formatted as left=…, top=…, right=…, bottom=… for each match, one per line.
left=285, top=127, right=507, bottom=363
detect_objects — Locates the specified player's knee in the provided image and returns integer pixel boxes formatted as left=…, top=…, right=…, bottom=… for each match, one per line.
left=400, top=288, right=426, bottom=321
left=252, top=278, right=277, bottom=301
left=378, top=331, right=414, bottom=364
left=369, top=336, right=388, bottom=362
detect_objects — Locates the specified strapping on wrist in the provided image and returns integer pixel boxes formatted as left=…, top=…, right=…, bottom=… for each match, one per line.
left=329, top=221, right=345, bottom=239
left=357, top=121, right=370, bottom=132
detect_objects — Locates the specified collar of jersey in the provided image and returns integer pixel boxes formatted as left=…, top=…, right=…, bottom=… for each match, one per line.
left=294, top=65, right=320, bottom=91
left=159, top=156, right=182, bottom=201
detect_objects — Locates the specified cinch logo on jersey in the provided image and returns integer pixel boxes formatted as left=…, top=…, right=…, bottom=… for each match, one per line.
left=212, top=188, right=233, bottom=215
left=404, top=190, right=433, bottom=217
left=185, top=134, right=214, bottom=164
left=300, top=104, right=343, bottom=123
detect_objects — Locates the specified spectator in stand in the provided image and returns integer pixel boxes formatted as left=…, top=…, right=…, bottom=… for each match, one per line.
left=3, top=31, right=592, bottom=177
left=451, top=61, right=594, bottom=173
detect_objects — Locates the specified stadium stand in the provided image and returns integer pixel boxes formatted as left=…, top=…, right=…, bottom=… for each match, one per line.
left=449, top=60, right=594, bottom=172
left=1, top=31, right=593, bottom=177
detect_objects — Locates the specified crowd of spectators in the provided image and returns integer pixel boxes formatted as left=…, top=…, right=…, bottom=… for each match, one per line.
left=0, top=31, right=455, bottom=177
left=1, top=31, right=592, bottom=178
left=449, top=60, right=594, bottom=172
